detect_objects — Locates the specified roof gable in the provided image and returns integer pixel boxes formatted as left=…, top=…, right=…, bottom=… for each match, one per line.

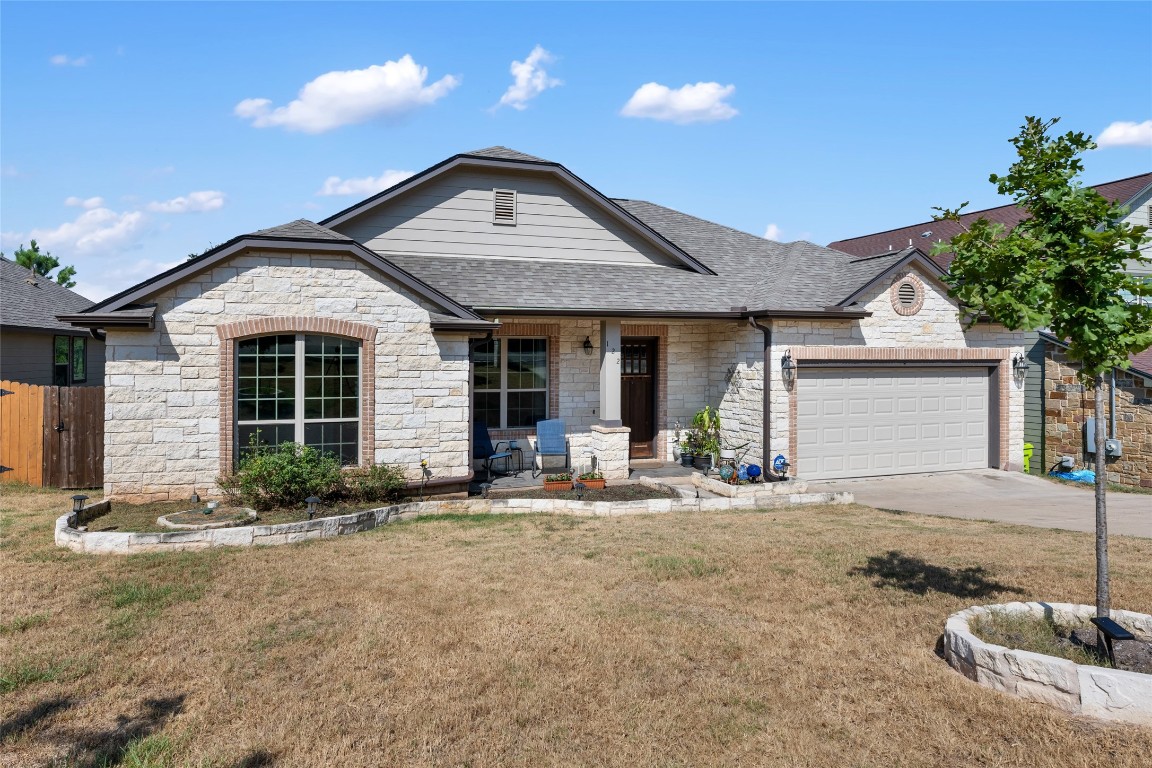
left=319, top=150, right=716, bottom=276
left=78, top=225, right=490, bottom=327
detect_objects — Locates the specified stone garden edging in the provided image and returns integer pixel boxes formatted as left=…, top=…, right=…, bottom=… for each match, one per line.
left=944, top=602, right=1152, bottom=726
left=54, top=476, right=853, bottom=555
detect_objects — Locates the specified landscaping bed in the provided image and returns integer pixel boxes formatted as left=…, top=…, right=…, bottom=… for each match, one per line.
left=969, top=608, right=1152, bottom=674
left=84, top=499, right=393, bottom=533
left=487, top=484, right=680, bottom=502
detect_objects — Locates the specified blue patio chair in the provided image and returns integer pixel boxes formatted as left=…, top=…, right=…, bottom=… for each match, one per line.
left=473, top=421, right=514, bottom=481
left=531, top=419, right=570, bottom=478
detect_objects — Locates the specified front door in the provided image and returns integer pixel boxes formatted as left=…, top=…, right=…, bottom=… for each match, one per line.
left=621, top=338, right=657, bottom=459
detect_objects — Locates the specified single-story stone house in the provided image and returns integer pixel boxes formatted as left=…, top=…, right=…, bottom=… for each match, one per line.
left=63, top=147, right=1032, bottom=501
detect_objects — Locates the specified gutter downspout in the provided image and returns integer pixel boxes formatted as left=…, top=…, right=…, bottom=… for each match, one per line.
left=747, top=317, right=772, bottom=467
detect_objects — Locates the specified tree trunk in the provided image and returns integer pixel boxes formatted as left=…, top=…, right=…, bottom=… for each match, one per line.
left=1093, top=374, right=1110, bottom=618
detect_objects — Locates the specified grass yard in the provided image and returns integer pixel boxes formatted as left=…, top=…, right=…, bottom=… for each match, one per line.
left=2, top=486, right=1151, bottom=767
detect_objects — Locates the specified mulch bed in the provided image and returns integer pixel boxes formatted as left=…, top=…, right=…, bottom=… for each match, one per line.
left=1069, top=627, right=1152, bottom=675
left=484, top=484, right=680, bottom=502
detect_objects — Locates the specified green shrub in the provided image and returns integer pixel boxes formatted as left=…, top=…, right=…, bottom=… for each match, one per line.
left=344, top=463, right=407, bottom=503
left=219, top=442, right=344, bottom=511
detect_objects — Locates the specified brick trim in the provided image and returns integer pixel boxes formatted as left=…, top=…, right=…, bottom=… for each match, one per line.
left=489, top=323, right=560, bottom=441
left=217, top=317, right=379, bottom=474
left=890, top=272, right=926, bottom=316
left=786, top=346, right=1012, bottom=473
left=622, top=324, right=668, bottom=460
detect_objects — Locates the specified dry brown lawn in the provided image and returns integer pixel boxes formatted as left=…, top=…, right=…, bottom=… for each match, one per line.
left=2, top=485, right=1151, bottom=767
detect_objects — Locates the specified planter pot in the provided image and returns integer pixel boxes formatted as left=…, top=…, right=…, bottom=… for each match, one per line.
left=680, top=453, right=695, bottom=467
left=693, top=455, right=713, bottom=471
left=719, top=449, right=737, bottom=461
left=543, top=480, right=572, bottom=492
left=577, top=478, right=606, bottom=490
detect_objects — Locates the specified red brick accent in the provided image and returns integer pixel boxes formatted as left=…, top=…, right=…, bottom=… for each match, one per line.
left=216, top=318, right=378, bottom=474
left=890, top=272, right=926, bottom=316
left=622, top=324, right=668, bottom=460
left=786, top=346, right=1012, bottom=473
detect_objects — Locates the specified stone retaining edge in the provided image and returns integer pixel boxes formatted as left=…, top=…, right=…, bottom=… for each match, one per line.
left=943, top=602, right=1152, bottom=726
left=54, top=481, right=854, bottom=556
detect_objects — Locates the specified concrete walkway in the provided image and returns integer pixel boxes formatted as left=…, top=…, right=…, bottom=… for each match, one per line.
left=808, top=469, right=1151, bottom=538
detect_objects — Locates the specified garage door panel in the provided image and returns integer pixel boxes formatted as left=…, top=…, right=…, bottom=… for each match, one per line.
left=798, top=367, right=990, bottom=480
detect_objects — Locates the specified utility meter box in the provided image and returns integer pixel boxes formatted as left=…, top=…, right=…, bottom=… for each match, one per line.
left=1084, top=418, right=1123, bottom=457
left=1105, top=439, right=1123, bottom=458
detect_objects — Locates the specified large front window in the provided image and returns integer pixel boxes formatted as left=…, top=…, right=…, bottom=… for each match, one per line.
left=473, top=338, right=547, bottom=428
left=236, top=334, right=360, bottom=464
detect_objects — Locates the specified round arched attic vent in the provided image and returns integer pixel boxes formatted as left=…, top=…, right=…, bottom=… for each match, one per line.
left=890, top=276, right=925, bottom=316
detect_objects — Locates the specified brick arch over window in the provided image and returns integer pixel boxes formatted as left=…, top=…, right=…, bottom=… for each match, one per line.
left=217, top=318, right=378, bottom=472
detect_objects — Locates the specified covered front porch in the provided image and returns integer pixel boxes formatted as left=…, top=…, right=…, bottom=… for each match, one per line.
left=470, top=316, right=768, bottom=482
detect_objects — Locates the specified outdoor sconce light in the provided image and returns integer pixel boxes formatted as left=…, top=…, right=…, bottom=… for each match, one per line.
left=781, top=352, right=797, bottom=383
left=305, top=496, right=321, bottom=520
left=583, top=336, right=594, bottom=356
left=71, top=494, right=88, bottom=513
left=1012, top=353, right=1030, bottom=377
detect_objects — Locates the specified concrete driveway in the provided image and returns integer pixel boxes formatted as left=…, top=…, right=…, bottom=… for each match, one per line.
left=808, top=469, right=1151, bottom=538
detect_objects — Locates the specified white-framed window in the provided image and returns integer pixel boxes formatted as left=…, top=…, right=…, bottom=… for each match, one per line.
left=473, top=338, right=547, bottom=429
left=235, top=334, right=360, bottom=464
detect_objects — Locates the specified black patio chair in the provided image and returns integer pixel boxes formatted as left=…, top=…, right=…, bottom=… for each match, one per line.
left=473, top=421, right=514, bottom=481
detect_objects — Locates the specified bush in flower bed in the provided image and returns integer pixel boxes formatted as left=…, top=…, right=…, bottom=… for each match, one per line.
left=219, top=442, right=405, bottom=511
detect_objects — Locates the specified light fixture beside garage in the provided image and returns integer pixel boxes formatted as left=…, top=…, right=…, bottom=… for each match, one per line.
left=781, top=352, right=796, bottom=384
left=1012, top=353, right=1030, bottom=377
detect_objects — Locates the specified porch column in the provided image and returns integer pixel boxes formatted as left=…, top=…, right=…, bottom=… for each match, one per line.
left=599, top=319, right=622, bottom=426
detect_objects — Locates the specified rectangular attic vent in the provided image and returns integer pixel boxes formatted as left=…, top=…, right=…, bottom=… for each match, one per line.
left=493, top=188, right=516, bottom=225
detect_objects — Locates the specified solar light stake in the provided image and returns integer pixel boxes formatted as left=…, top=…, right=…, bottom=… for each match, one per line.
left=71, top=494, right=89, bottom=513
left=305, top=496, right=321, bottom=520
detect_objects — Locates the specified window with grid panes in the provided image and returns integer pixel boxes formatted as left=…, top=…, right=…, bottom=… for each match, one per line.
left=472, top=338, right=547, bottom=429
left=235, top=334, right=360, bottom=464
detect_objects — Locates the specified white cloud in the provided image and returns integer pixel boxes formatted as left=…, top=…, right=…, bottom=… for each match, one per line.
left=1097, top=120, right=1152, bottom=148
left=763, top=224, right=782, bottom=241
left=2, top=206, right=147, bottom=258
left=317, top=170, right=415, bottom=197
left=621, top=81, right=738, bottom=124
left=496, top=45, right=561, bottom=111
left=65, top=196, right=105, bottom=209
left=146, top=190, right=226, bottom=214
left=73, top=257, right=183, bottom=302
left=235, top=55, right=459, bottom=133
left=50, top=54, right=90, bottom=67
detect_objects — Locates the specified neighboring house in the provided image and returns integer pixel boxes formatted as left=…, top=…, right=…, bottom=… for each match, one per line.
left=828, top=172, right=1152, bottom=486
left=1, top=256, right=105, bottom=387
left=63, top=147, right=1033, bottom=501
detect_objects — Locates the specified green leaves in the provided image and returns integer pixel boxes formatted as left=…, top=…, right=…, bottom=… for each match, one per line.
left=937, top=116, right=1152, bottom=382
left=7, top=239, right=78, bottom=288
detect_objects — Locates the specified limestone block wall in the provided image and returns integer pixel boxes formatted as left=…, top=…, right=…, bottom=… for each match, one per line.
left=1043, top=344, right=1152, bottom=487
left=769, top=265, right=1028, bottom=472
left=104, top=251, right=471, bottom=501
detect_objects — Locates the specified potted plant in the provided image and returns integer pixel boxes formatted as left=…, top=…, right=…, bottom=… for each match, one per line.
left=691, top=405, right=721, bottom=471
left=543, top=471, right=572, bottom=491
left=679, top=441, right=694, bottom=467
left=576, top=470, right=606, bottom=490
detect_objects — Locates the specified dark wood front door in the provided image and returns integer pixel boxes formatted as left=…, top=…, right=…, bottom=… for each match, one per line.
left=621, top=339, right=657, bottom=458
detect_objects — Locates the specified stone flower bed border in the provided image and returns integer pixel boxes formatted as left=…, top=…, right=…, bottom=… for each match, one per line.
left=944, top=602, right=1152, bottom=726
left=55, top=476, right=853, bottom=555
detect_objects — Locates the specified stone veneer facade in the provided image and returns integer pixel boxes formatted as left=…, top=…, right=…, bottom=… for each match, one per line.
left=104, top=251, right=471, bottom=501
left=104, top=256, right=1030, bottom=499
left=1043, top=343, right=1152, bottom=488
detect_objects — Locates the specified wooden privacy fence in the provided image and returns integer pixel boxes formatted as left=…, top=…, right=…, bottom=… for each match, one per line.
left=0, top=380, right=104, bottom=488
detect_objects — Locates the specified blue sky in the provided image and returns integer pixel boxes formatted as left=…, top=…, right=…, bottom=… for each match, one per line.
left=2, top=1, right=1150, bottom=300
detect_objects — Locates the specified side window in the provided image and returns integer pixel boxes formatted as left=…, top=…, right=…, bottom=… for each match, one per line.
left=72, top=336, right=87, bottom=383
left=53, top=336, right=70, bottom=386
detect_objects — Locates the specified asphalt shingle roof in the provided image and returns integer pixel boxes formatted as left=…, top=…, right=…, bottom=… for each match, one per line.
left=383, top=200, right=908, bottom=314
left=0, top=256, right=95, bottom=332
left=250, top=219, right=351, bottom=241
left=464, top=146, right=552, bottom=163
left=827, top=172, right=1152, bottom=269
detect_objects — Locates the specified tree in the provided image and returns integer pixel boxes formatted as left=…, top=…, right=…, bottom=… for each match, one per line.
left=935, top=116, right=1152, bottom=619
left=7, top=240, right=78, bottom=288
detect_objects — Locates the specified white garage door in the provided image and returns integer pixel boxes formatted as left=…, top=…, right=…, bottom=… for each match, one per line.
left=797, top=367, right=990, bottom=480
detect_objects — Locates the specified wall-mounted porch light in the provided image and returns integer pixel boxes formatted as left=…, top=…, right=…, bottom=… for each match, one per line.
left=781, top=352, right=797, bottom=384
left=1012, top=353, right=1030, bottom=377
left=583, top=336, right=594, bottom=356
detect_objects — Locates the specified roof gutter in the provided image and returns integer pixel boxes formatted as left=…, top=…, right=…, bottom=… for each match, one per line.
left=57, top=311, right=155, bottom=329
left=474, top=307, right=747, bottom=319
left=743, top=307, right=872, bottom=320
